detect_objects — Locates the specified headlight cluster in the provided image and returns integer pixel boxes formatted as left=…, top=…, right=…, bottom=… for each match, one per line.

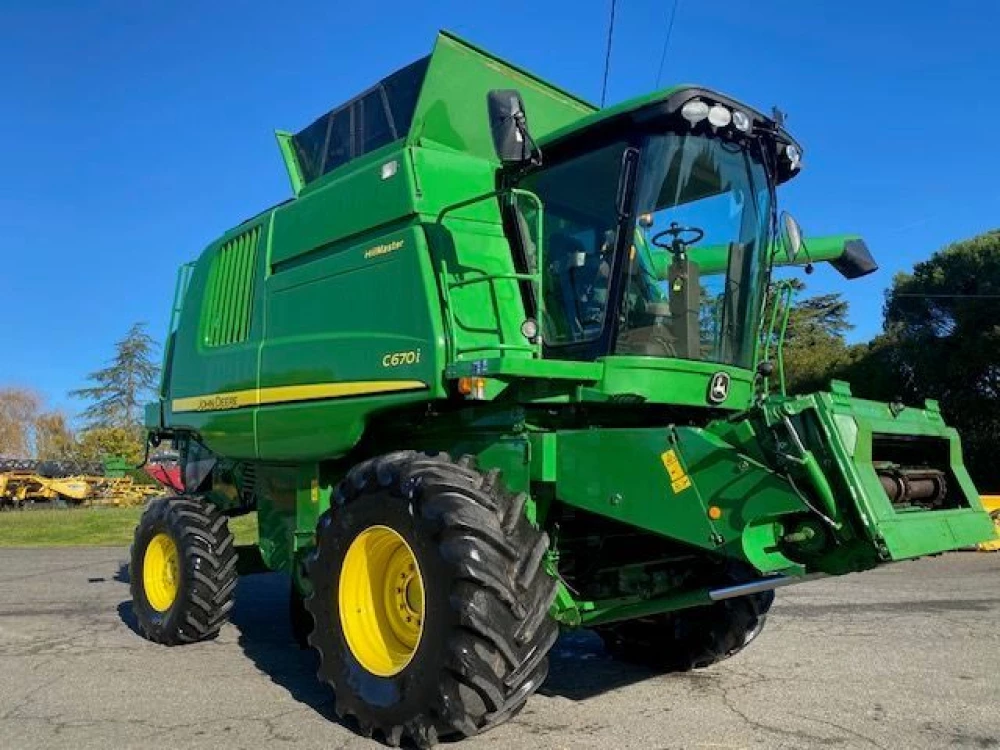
left=680, top=98, right=753, bottom=133
left=679, top=97, right=803, bottom=171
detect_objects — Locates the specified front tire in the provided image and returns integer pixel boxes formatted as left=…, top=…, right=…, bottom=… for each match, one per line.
left=129, top=496, right=238, bottom=645
left=305, top=452, right=558, bottom=748
left=598, top=590, right=773, bottom=672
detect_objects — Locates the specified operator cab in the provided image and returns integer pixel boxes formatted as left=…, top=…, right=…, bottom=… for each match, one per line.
left=499, top=88, right=803, bottom=372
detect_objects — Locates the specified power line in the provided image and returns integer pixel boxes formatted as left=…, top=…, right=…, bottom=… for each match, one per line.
left=655, top=0, right=681, bottom=88
left=600, top=0, right=617, bottom=107
left=895, top=293, right=1000, bottom=299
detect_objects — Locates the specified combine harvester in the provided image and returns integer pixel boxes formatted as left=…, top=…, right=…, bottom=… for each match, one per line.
left=129, top=32, right=995, bottom=746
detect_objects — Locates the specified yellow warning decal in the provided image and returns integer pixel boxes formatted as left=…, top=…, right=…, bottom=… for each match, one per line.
left=661, top=449, right=692, bottom=494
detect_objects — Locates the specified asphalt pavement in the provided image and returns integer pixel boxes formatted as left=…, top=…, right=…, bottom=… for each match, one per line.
left=1, top=547, right=998, bottom=749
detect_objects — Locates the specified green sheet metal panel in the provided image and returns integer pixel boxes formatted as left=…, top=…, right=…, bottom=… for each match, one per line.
left=269, top=144, right=417, bottom=268
left=808, top=391, right=995, bottom=559
left=255, top=224, right=447, bottom=461
left=553, top=426, right=803, bottom=573
left=409, top=31, right=595, bottom=161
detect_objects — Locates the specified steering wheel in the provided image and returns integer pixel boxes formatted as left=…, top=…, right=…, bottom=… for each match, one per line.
left=650, top=222, right=705, bottom=251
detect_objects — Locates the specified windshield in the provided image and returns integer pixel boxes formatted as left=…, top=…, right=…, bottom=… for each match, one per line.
left=518, top=132, right=771, bottom=369
left=618, top=134, right=772, bottom=368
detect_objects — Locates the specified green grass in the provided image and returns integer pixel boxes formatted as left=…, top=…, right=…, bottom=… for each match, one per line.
left=0, top=507, right=258, bottom=547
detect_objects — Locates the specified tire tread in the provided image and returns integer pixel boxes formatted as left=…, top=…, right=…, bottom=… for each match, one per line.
left=129, top=495, right=237, bottom=645
left=305, top=452, right=557, bottom=747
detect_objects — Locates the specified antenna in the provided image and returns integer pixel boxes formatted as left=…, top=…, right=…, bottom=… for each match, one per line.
left=600, top=0, right=617, bottom=107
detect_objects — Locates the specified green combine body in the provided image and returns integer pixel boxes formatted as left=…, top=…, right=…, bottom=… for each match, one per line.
left=131, top=31, right=994, bottom=747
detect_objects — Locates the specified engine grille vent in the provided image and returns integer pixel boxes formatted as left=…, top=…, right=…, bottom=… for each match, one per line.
left=202, top=226, right=260, bottom=347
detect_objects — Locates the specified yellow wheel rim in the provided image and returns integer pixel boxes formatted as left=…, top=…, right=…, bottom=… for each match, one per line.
left=339, top=525, right=425, bottom=677
left=143, top=532, right=180, bottom=612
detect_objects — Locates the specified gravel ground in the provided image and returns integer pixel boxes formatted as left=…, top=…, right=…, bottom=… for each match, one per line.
left=1, top=547, right=998, bottom=749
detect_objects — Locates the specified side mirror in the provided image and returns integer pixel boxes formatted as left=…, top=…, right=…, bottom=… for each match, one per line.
left=781, top=212, right=805, bottom=261
left=487, top=90, right=540, bottom=167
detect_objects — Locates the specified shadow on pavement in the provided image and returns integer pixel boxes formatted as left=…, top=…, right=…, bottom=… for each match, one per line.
left=541, top=630, right=659, bottom=701
left=229, top=573, right=341, bottom=725
left=113, top=570, right=333, bottom=720
left=117, top=600, right=141, bottom=636
left=230, top=576, right=661, bottom=705
left=115, top=569, right=660, bottom=711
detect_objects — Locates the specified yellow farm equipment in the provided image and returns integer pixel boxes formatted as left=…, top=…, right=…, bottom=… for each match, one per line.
left=978, top=496, right=1000, bottom=551
left=0, top=459, right=159, bottom=509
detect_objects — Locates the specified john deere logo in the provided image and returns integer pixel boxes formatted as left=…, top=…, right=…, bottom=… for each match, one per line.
left=708, top=371, right=731, bottom=404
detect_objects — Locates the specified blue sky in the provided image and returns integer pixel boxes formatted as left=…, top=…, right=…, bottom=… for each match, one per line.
left=2, top=0, right=998, bottom=414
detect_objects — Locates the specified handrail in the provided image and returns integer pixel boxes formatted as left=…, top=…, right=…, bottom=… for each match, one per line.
left=454, top=344, right=537, bottom=356
left=776, top=285, right=793, bottom=395
left=448, top=272, right=538, bottom=289
left=512, top=189, right=545, bottom=360
left=761, top=280, right=794, bottom=396
left=435, top=188, right=505, bottom=224
left=435, top=187, right=545, bottom=360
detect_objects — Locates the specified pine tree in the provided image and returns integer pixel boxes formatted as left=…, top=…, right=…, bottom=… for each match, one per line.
left=71, top=323, right=159, bottom=431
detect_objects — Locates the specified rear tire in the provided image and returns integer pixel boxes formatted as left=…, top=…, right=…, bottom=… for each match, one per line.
left=289, top=580, right=313, bottom=649
left=305, top=452, right=558, bottom=748
left=598, top=590, right=773, bottom=672
left=129, top=495, right=238, bottom=645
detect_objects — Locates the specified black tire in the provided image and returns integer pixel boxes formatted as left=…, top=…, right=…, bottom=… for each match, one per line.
left=129, top=495, right=238, bottom=645
left=598, top=590, right=773, bottom=672
left=305, top=452, right=558, bottom=748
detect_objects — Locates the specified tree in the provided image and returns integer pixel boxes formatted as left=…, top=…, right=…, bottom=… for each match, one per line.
left=764, top=281, right=856, bottom=394
left=71, top=323, right=159, bottom=431
left=75, top=426, right=146, bottom=466
left=766, top=231, right=1000, bottom=490
left=0, top=388, right=41, bottom=457
left=0, top=391, right=81, bottom=460
left=70, top=323, right=159, bottom=469
left=866, top=229, right=1000, bottom=489
left=34, top=411, right=77, bottom=460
